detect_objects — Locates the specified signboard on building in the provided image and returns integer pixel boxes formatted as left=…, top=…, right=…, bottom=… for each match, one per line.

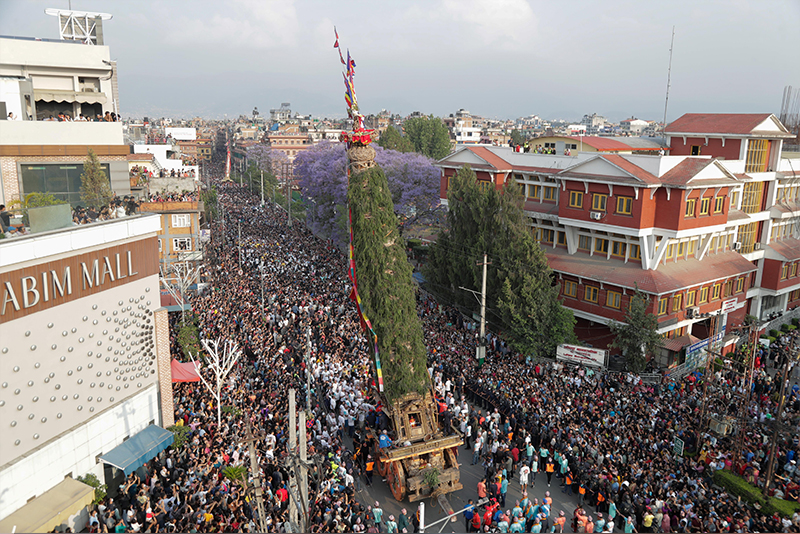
left=556, top=344, right=608, bottom=368
left=165, top=127, right=197, bottom=141
left=721, top=298, right=738, bottom=314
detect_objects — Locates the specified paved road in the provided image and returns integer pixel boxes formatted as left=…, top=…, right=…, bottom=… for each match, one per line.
left=353, top=438, right=586, bottom=533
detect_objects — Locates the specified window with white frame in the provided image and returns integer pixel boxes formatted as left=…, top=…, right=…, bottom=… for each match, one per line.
left=171, top=214, right=191, bottom=228
left=173, top=238, right=192, bottom=251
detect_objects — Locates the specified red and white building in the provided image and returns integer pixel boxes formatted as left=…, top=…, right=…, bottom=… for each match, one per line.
left=435, top=113, right=798, bottom=364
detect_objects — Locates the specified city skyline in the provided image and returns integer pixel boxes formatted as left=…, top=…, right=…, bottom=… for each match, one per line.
left=1, top=0, right=798, bottom=122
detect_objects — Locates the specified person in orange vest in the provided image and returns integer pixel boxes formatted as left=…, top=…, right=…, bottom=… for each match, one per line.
left=553, top=510, right=567, bottom=533
left=578, top=482, right=587, bottom=506
left=562, top=471, right=574, bottom=496
left=365, top=455, right=375, bottom=487
left=545, top=458, right=556, bottom=487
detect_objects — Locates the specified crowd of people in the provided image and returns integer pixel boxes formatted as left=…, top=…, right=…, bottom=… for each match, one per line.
left=148, top=191, right=198, bottom=203
left=72, top=196, right=140, bottom=225
left=74, top=156, right=800, bottom=533
left=35, top=111, right=120, bottom=122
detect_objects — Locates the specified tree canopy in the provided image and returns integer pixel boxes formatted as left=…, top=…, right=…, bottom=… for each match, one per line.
left=509, top=129, right=525, bottom=146
left=348, top=155, right=429, bottom=402
left=80, top=149, right=113, bottom=209
left=294, top=141, right=440, bottom=247
left=610, top=287, right=664, bottom=372
left=377, top=125, right=413, bottom=153
left=402, top=115, right=452, bottom=160
left=425, top=165, right=576, bottom=358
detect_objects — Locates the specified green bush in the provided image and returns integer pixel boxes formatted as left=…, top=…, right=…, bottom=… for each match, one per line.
left=769, top=329, right=779, bottom=338
left=222, top=405, right=242, bottom=416
left=780, top=323, right=790, bottom=332
left=793, top=317, right=799, bottom=326
left=713, top=470, right=800, bottom=517
left=768, top=337, right=777, bottom=343
left=77, top=473, right=107, bottom=505
left=222, top=465, right=248, bottom=483
left=167, top=424, right=190, bottom=450
left=788, top=325, right=797, bottom=331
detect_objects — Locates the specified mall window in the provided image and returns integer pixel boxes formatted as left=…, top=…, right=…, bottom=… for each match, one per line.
left=611, top=241, right=626, bottom=258
left=730, top=190, right=740, bottom=209
left=21, top=163, right=111, bottom=207
left=557, top=232, right=567, bottom=245
left=712, top=283, right=721, bottom=300
left=688, top=239, right=697, bottom=257
left=595, top=238, right=609, bottom=254
left=543, top=187, right=558, bottom=201
left=687, top=290, right=696, bottom=307
left=673, top=293, right=683, bottom=312
left=569, top=191, right=583, bottom=208
left=585, top=286, right=599, bottom=303
left=616, top=196, right=633, bottom=215
left=736, top=277, right=744, bottom=293
left=677, top=241, right=686, bottom=258
left=666, top=243, right=676, bottom=259
left=592, top=193, right=608, bottom=211
left=528, top=184, right=541, bottom=199
left=563, top=280, right=577, bottom=298
left=606, top=291, right=621, bottom=309
left=792, top=263, right=798, bottom=277
left=699, top=286, right=709, bottom=303
left=540, top=228, right=554, bottom=244
left=658, top=297, right=668, bottom=315
left=782, top=264, right=789, bottom=279
left=578, top=235, right=591, bottom=250
left=629, top=244, right=641, bottom=260
left=714, top=196, right=725, bottom=214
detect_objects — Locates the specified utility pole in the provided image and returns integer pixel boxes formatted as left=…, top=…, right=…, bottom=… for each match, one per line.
left=238, top=219, right=242, bottom=268
left=305, top=327, right=312, bottom=410
left=458, top=253, right=491, bottom=366
left=285, top=162, right=293, bottom=227
left=242, top=425, right=268, bottom=533
left=478, top=253, right=489, bottom=366
left=762, top=341, right=796, bottom=496
left=288, top=389, right=299, bottom=529
left=298, top=410, right=309, bottom=534
left=260, top=170, right=265, bottom=206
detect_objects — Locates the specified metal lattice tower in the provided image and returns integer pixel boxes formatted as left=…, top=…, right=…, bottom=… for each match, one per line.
left=45, top=8, right=113, bottom=45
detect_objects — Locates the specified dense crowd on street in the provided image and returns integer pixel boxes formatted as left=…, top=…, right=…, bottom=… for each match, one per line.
left=76, top=160, right=800, bottom=533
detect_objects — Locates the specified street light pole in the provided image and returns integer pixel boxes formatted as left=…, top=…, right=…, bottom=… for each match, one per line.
left=285, top=162, right=292, bottom=227
left=260, top=170, right=265, bottom=206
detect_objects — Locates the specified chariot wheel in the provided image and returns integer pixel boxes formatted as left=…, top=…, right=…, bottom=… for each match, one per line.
left=388, top=461, right=407, bottom=501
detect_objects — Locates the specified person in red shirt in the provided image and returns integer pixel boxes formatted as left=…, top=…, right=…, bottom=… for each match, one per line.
left=276, top=484, right=289, bottom=511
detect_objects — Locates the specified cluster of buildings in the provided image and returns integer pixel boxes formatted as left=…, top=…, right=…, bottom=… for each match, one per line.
left=0, top=13, right=205, bottom=532
left=436, top=112, right=800, bottom=368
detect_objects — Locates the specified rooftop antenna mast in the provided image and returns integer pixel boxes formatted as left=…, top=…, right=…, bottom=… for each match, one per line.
left=662, top=26, right=676, bottom=133
left=44, top=7, right=112, bottom=45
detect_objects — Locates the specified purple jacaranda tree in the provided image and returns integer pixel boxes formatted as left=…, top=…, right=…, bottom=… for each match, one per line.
left=294, top=140, right=440, bottom=247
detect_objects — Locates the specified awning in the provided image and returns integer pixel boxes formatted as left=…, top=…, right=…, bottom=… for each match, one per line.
left=34, top=89, right=107, bottom=104
left=0, top=477, right=95, bottom=533
left=99, top=425, right=174, bottom=475
left=171, top=359, right=201, bottom=382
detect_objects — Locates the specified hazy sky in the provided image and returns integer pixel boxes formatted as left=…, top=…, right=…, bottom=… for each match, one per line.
left=2, top=0, right=798, bottom=122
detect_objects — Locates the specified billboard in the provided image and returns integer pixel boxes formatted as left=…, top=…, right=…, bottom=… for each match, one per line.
left=165, top=127, right=197, bottom=141
left=556, top=344, right=608, bottom=368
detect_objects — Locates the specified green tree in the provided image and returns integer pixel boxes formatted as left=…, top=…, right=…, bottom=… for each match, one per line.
left=348, top=151, right=430, bottom=402
left=425, top=165, right=576, bottom=357
left=403, top=116, right=452, bottom=160
left=201, top=185, right=219, bottom=220
left=509, top=129, right=525, bottom=145
left=80, top=149, right=114, bottom=208
left=377, top=125, right=413, bottom=153
left=610, top=287, right=663, bottom=372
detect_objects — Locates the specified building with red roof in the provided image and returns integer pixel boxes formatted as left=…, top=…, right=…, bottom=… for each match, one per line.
left=435, top=113, right=800, bottom=367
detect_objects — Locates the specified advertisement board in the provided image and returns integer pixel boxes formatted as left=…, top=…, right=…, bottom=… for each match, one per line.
left=556, top=344, right=608, bottom=368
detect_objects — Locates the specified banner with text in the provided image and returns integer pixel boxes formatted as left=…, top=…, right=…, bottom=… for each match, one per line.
left=556, top=344, right=608, bottom=368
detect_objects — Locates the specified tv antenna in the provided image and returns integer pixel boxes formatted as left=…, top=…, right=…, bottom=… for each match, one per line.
left=662, top=26, right=676, bottom=133
left=45, top=8, right=113, bottom=45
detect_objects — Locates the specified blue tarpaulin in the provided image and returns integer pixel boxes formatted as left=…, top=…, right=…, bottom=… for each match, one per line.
left=100, top=425, right=174, bottom=475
